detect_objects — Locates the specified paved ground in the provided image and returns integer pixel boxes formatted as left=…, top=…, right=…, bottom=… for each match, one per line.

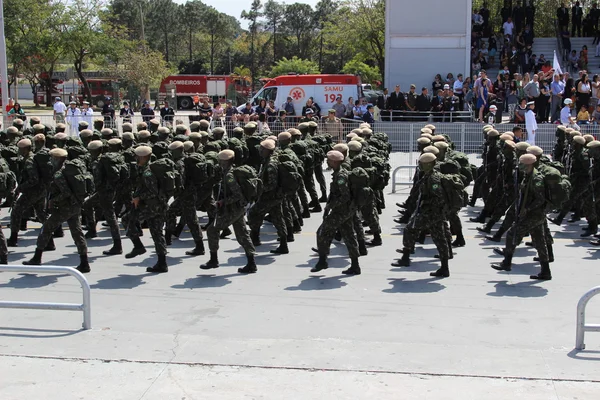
left=1, top=156, right=600, bottom=399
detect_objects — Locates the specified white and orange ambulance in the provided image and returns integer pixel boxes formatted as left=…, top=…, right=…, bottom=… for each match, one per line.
left=245, top=74, right=363, bottom=116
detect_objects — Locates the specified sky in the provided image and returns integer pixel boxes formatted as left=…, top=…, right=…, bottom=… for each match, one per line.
left=174, top=0, right=321, bottom=28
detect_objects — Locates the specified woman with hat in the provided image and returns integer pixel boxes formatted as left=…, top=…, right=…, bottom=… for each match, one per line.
left=525, top=100, right=537, bottom=145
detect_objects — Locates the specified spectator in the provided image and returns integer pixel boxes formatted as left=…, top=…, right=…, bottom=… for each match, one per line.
left=562, top=27, right=572, bottom=61
left=551, top=74, right=565, bottom=122
left=488, top=34, right=497, bottom=67
left=5, top=97, right=13, bottom=114
left=541, top=61, right=553, bottom=74
left=502, top=16, right=515, bottom=40
left=514, top=97, right=527, bottom=124
left=7, top=102, right=26, bottom=121
left=513, top=2, right=525, bottom=33
left=301, top=98, right=319, bottom=117
left=240, top=102, right=254, bottom=122
left=270, top=110, right=287, bottom=132
left=255, top=99, right=267, bottom=115
left=507, top=80, right=519, bottom=120
left=308, top=97, right=321, bottom=117
left=81, top=101, right=93, bottom=127
left=472, top=9, right=484, bottom=33
left=225, top=100, right=239, bottom=124
left=523, top=25, right=534, bottom=46
left=501, top=2, right=512, bottom=23
left=577, top=104, right=590, bottom=125
left=432, top=74, right=444, bottom=95
left=565, top=77, right=576, bottom=107
left=472, top=58, right=482, bottom=77
left=416, top=87, right=432, bottom=117
left=193, top=93, right=200, bottom=110
left=102, top=97, right=115, bottom=129
left=512, top=126, right=523, bottom=142
left=345, top=97, right=354, bottom=118
left=561, top=98, right=578, bottom=129
left=301, top=108, right=317, bottom=123
left=282, top=96, right=295, bottom=117
left=53, top=96, right=67, bottom=123
left=581, top=45, right=589, bottom=70
left=477, top=77, right=489, bottom=122
left=333, top=96, right=347, bottom=119
left=592, top=104, right=600, bottom=124
left=524, top=73, right=540, bottom=103
left=405, top=84, right=418, bottom=116
left=538, top=77, right=551, bottom=123
left=431, top=89, right=444, bottom=122
left=493, top=74, right=506, bottom=122
left=362, top=104, right=375, bottom=124
left=557, top=2, right=570, bottom=31
left=352, top=100, right=363, bottom=120
left=446, top=73, right=455, bottom=87
left=464, top=77, right=475, bottom=110
left=454, top=74, right=465, bottom=111
left=212, top=102, right=225, bottom=126
left=525, top=0, right=536, bottom=32
left=140, top=101, right=154, bottom=122
left=160, top=101, right=175, bottom=125
left=576, top=73, right=591, bottom=113
left=66, top=101, right=81, bottom=136
left=572, top=1, right=583, bottom=37
left=389, top=85, right=406, bottom=121
left=537, top=54, right=548, bottom=70
left=197, top=98, right=213, bottom=122
left=266, top=100, right=278, bottom=122
left=119, top=101, right=134, bottom=124
left=257, top=113, right=270, bottom=134
left=591, top=74, right=600, bottom=110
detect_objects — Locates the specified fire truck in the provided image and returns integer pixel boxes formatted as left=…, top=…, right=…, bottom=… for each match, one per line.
left=158, top=75, right=251, bottom=110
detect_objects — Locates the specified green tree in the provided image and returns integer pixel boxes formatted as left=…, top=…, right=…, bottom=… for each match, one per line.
left=270, top=56, right=320, bottom=76
left=342, top=58, right=381, bottom=84
left=241, top=0, right=262, bottom=87
left=314, top=0, right=337, bottom=70
left=146, top=0, right=179, bottom=62
left=181, top=0, right=207, bottom=63
left=263, top=0, right=286, bottom=64
left=283, top=3, right=316, bottom=59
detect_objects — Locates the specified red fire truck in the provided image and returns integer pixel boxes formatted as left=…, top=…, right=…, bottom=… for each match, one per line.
left=158, top=75, right=251, bottom=110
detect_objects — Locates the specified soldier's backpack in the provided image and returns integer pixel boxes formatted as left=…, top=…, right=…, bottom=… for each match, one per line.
left=62, top=158, right=94, bottom=204
left=100, top=152, right=129, bottom=187
left=150, top=158, right=181, bottom=199
left=311, top=134, right=333, bottom=156
left=228, top=137, right=249, bottom=165
left=370, top=156, right=390, bottom=190
left=245, top=135, right=263, bottom=168
left=290, top=141, right=313, bottom=170
left=184, top=152, right=213, bottom=185
left=152, top=141, right=170, bottom=159
left=1, top=145, right=19, bottom=175
left=543, top=170, right=572, bottom=209
left=440, top=172, right=468, bottom=210
left=545, top=160, right=566, bottom=174
left=232, top=165, right=262, bottom=203
left=0, top=158, right=16, bottom=198
left=349, top=167, right=373, bottom=207
left=277, top=160, right=303, bottom=195
left=33, top=149, right=54, bottom=182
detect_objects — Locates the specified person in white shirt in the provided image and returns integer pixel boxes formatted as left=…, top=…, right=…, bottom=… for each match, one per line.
left=453, top=74, right=465, bottom=110
left=502, top=17, right=515, bottom=39
left=80, top=101, right=94, bottom=127
left=66, top=101, right=81, bottom=136
left=53, top=97, right=67, bottom=123
left=525, top=101, right=538, bottom=145
left=560, top=98, right=580, bottom=130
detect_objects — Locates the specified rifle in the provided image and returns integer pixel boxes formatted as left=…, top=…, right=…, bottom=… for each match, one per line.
left=591, top=157, right=596, bottom=204
left=512, top=171, right=526, bottom=247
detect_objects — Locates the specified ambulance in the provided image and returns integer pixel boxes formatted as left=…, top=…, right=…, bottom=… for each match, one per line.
left=245, top=74, right=363, bottom=116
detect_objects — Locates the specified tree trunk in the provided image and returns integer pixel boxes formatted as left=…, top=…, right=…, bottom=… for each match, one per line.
left=189, top=28, right=193, bottom=62
left=210, top=32, right=215, bottom=75
left=319, top=33, right=324, bottom=71
left=164, top=30, right=169, bottom=62
left=75, top=56, right=91, bottom=104
left=273, top=23, right=277, bottom=64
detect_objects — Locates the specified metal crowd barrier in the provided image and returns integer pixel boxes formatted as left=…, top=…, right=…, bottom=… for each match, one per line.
left=575, top=286, right=600, bottom=350
left=0, top=265, right=92, bottom=330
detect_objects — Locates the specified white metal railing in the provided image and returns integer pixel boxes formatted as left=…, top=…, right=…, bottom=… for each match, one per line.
left=391, top=165, right=417, bottom=193
left=575, top=286, right=600, bottom=350
left=0, top=265, right=91, bottom=330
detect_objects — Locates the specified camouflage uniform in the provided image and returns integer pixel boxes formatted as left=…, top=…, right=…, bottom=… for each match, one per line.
left=9, top=154, right=47, bottom=240
left=166, top=156, right=202, bottom=243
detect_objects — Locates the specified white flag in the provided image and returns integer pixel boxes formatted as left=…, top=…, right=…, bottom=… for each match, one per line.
left=553, top=50, right=563, bottom=76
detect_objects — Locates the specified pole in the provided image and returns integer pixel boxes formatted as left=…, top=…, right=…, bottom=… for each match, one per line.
left=0, top=0, right=10, bottom=127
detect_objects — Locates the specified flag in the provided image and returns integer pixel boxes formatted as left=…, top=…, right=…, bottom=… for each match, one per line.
left=553, top=50, right=563, bottom=76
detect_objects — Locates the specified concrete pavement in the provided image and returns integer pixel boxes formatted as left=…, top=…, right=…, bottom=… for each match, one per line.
left=0, top=156, right=599, bottom=399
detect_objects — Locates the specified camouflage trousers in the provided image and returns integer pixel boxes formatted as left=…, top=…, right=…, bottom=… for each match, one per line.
left=403, top=215, right=450, bottom=262
left=581, top=186, right=600, bottom=223
left=483, top=180, right=503, bottom=214
left=196, top=187, right=216, bottom=218
left=126, top=200, right=168, bottom=256
left=36, top=203, right=87, bottom=255
left=314, top=160, right=327, bottom=198
left=0, top=217, right=6, bottom=256
left=284, top=195, right=299, bottom=229
left=207, top=205, right=255, bottom=255
left=10, top=189, right=47, bottom=235
left=82, top=189, right=119, bottom=241
left=113, top=182, right=133, bottom=217
left=447, top=209, right=462, bottom=237
left=317, top=209, right=359, bottom=259
left=488, top=189, right=515, bottom=226
left=297, top=178, right=310, bottom=211
left=360, top=200, right=381, bottom=235
left=167, top=191, right=202, bottom=242
left=303, top=171, right=319, bottom=203
left=248, top=196, right=287, bottom=239
left=559, top=179, right=588, bottom=216
left=505, top=214, right=549, bottom=262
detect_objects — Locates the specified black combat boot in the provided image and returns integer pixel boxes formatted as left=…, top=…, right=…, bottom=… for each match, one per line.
left=147, top=254, right=168, bottom=273
left=200, top=252, right=219, bottom=269
left=452, top=232, right=466, bottom=247
left=308, top=199, right=318, bottom=208
left=486, top=225, right=506, bottom=242
left=7, top=232, right=18, bottom=247
left=476, top=219, right=494, bottom=234
left=20, top=219, right=27, bottom=231
left=84, top=227, right=97, bottom=239
left=186, top=240, right=205, bottom=256
left=0, top=254, right=7, bottom=264
left=250, top=230, right=262, bottom=246
left=103, top=237, right=123, bottom=255
left=491, top=253, right=513, bottom=271
left=391, top=249, right=411, bottom=267
left=238, top=253, right=257, bottom=273
left=468, top=196, right=477, bottom=207
left=469, top=211, right=487, bottom=223
left=581, top=222, right=598, bottom=238
left=343, top=257, right=361, bottom=275
left=310, top=203, right=322, bottom=213
left=530, top=261, right=552, bottom=280
left=430, top=258, right=450, bottom=278
left=201, top=217, right=214, bottom=231
left=534, top=244, right=555, bottom=263
left=23, top=249, right=43, bottom=265
left=358, top=240, right=368, bottom=256
left=318, top=194, right=328, bottom=203
left=417, top=232, right=427, bottom=244
left=367, top=233, right=383, bottom=247
left=286, top=231, right=295, bottom=242
left=548, top=213, right=565, bottom=226
left=53, top=227, right=64, bottom=238
left=334, top=231, right=342, bottom=242
left=271, top=236, right=289, bottom=254
left=125, top=237, right=146, bottom=259
left=220, top=227, right=232, bottom=239
left=174, top=219, right=185, bottom=238
left=492, top=247, right=505, bottom=256
left=293, top=219, right=302, bottom=233
left=310, top=255, right=328, bottom=272
left=302, top=207, right=311, bottom=218
left=76, top=254, right=91, bottom=273
left=165, top=229, right=172, bottom=246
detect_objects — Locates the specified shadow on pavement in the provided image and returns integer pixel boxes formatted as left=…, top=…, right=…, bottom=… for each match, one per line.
left=171, top=273, right=241, bottom=289
left=383, top=277, right=446, bottom=294
left=567, top=349, right=600, bottom=361
left=0, top=273, right=70, bottom=289
left=284, top=275, right=349, bottom=291
left=90, top=273, right=153, bottom=290
left=0, top=326, right=82, bottom=338
left=486, top=280, right=548, bottom=298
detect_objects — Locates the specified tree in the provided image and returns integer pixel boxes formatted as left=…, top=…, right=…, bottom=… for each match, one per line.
left=203, top=9, right=238, bottom=75
left=342, top=58, right=381, bottom=84
left=241, top=0, right=262, bottom=87
left=270, top=56, right=320, bottom=77
left=146, top=0, right=179, bottom=62
left=283, top=3, right=316, bottom=59
left=181, top=0, right=206, bottom=63
left=263, top=0, right=286, bottom=64
left=313, top=0, right=337, bottom=70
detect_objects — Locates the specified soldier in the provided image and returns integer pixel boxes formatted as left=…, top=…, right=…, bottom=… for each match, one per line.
left=23, top=148, right=90, bottom=272
left=311, top=150, right=361, bottom=275
left=82, top=139, right=124, bottom=255
left=491, top=154, right=552, bottom=281
left=308, top=120, right=329, bottom=202
left=200, top=149, right=256, bottom=273
left=393, top=153, right=451, bottom=278
left=323, top=109, right=343, bottom=141
left=298, top=123, right=322, bottom=212
left=248, top=139, right=290, bottom=254
left=7, top=139, right=47, bottom=248
left=125, top=145, right=169, bottom=273
left=165, top=141, right=205, bottom=256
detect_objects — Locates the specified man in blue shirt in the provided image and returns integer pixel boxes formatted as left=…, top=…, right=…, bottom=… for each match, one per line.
left=362, top=104, right=375, bottom=124
left=550, top=74, right=565, bottom=123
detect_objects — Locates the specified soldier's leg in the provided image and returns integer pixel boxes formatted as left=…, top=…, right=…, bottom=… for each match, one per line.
left=183, top=197, right=203, bottom=242
left=147, top=214, right=167, bottom=256
left=298, top=179, right=310, bottom=216
left=100, top=195, right=120, bottom=246
left=206, top=212, right=230, bottom=253
left=166, top=197, right=182, bottom=233
left=340, top=216, right=360, bottom=259
left=316, top=213, right=340, bottom=256
left=32, top=193, right=48, bottom=225
left=303, top=173, right=319, bottom=204
left=353, top=212, right=366, bottom=245
left=0, top=221, right=7, bottom=263
left=231, top=211, right=256, bottom=256
left=9, top=195, right=32, bottom=240
left=529, top=223, right=549, bottom=262
left=449, top=211, right=465, bottom=246
left=269, top=201, right=288, bottom=240
left=247, top=200, right=269, bottom=241
left=314, top=162, right=327, bottom=199
left=82, top=193, right=100, bottom=232
left=35, top=210, right=64, bottom=251
left=429, top=220, right=451, bottom=277
left=65, top=208, right=88, bottom=256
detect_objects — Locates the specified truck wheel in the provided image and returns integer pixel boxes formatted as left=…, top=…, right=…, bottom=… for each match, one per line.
left=179, top=97, right=192, bottom=110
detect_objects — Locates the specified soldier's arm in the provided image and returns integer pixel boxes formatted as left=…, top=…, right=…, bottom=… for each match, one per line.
left=143, top=172, right=160, bottom=199
left=263, top=163, right=279, bottom=193
left=51, top=175, right=74, bottom=203
left=329, top=175, right=351, bottom=209
left=223, top=175, right=244, bottom=205
left=18, top=160, right=40, bottom=191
